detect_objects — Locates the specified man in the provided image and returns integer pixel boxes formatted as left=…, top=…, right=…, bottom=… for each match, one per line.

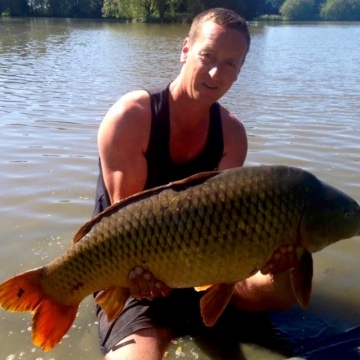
left=93, top=7, right=296, bottom=360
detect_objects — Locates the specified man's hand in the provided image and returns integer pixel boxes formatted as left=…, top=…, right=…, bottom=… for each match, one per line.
left=129, top=266, right=171, bottom=300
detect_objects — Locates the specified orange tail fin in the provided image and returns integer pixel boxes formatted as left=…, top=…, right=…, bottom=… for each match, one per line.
left=0, top=267, right=79, bottom=351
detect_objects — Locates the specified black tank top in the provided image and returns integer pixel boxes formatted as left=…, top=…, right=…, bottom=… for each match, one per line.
left=93, top=84, right=224, bottom=216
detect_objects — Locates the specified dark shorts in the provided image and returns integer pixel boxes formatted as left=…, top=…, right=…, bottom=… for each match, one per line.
left=96, top=288, right=287, bottom=355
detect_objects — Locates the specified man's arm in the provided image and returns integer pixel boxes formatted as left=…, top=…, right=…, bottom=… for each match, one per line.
left=97, top=90, right=171, bottom=299
left=97, top=90, right=150, bottom=203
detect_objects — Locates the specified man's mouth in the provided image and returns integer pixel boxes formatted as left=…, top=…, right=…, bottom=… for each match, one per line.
left=203, top=83, right=218, bottom=90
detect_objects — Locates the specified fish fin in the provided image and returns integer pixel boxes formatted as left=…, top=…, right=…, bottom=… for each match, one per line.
left=95, top=287, right=130, bottom=322
left=32, top=296, right=78, bottom=351
left=0, top=268, right=78, bottom=351
left=200, top=283, right=235, bottom=327
left=194, top=284, right=213, bottom=292
left=73, top=171, right=221, bottom=244
left=290, top=249, right=313, bottom=308
left=0, top=268, right=45, bottom=312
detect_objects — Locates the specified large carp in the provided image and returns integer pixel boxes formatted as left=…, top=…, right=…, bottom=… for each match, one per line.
left=0, top=165, right=359, bottom=351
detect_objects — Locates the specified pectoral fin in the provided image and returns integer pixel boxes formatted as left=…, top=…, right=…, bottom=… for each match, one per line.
left=95, top=287, right=130, bottom=322
left=290, top=248, right=313, bottom=308
left=200, top=283, right=236, bottom=327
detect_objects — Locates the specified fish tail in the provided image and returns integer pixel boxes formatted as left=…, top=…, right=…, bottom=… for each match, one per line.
left=0, top=268, right=78, bottom=351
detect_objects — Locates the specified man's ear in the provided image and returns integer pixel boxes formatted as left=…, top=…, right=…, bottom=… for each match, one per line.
left=180, top=37, right=190, bottom=63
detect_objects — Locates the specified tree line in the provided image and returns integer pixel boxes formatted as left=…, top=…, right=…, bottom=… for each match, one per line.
left=1, top=0, right=360, bottom=21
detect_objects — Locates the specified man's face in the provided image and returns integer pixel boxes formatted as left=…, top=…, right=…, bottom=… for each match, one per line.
left=181, top=21, right=248, bottom=104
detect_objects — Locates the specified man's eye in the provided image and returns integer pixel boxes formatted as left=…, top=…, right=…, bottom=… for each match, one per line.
left=201, top=53, right=213, bottom=59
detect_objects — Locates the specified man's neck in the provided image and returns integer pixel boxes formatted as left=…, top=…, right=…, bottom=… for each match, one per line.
left=169, top=78, right=212, bottom=126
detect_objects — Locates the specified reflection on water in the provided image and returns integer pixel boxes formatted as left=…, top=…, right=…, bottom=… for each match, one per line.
left=0, top=18, right=360, bottom=359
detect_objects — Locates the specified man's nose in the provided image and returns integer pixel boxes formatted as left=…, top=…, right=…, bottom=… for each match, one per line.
left=208, top=65, right=221, bottom=80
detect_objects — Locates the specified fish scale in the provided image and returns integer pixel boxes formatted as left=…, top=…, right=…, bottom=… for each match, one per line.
left=0, top=165, right=359, bottom=351
left=87, top=169, right=286, bottom=282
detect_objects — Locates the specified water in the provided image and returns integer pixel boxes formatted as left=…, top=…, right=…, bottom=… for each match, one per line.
left=0, top=18, right=360, bottom=359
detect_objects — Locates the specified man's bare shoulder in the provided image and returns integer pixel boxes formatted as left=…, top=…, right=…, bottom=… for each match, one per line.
left=105, top=90, right=151, bottom=125
left=219, top=104, right=243, bottom=124
left=218, top=105, right=248, bottom=169
left=98, top=90, right=151, bottom=154
left=219, top=105, right=246, bottom=140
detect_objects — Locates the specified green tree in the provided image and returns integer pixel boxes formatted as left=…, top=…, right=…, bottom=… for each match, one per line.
left=101, top=0, right=277, bottom=21
left=168, top=0, right=186, bottom=13
left=89, top=0, right=104, bottom=17
left=46, top=0, right=67, bottom=16
left=28, top=0, right=45, bottom=15
left=263, top=0, right=286, bottom=14
left=156, top=0, right=166, bottom=20
left=280, top=0, right=318, bottom=20
left=320, top=0, right=360, bottom=20
left=71, top=0, right=103, bottom=17
left=102, top=0, right=145, bottom=18
left=0, top=0, right=7, bottom=14
left=184, top=0, right=266, bottom=20
left=235, top=0, right=266, bottom=19
left=27, top=0, right=101, bottom=17
left=142, top=0, right=157, bottom=18
left=1, top=0, right=28, bottom=15
left=102, top=0, right=183, bottom=20
left=186, top=0, right=203, bottom=15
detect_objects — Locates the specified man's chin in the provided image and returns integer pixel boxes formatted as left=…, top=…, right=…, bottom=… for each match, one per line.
left=193, top=89, right=222, bottom=104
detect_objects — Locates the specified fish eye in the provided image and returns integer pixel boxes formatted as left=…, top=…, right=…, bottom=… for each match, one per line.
left=344, top=211, right=352, bottom=219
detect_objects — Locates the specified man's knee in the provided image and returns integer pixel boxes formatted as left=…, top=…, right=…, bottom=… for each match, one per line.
left=105, top=327, right=172, bottom=360
left=231, top=270, right=296, bottom=312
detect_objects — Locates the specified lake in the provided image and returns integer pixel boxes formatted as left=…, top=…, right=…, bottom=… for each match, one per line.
left=0, top=17, right=359, bottom=360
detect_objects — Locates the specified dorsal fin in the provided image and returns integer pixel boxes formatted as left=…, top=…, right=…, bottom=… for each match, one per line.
left=72, top=170, right=221, bottom=244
